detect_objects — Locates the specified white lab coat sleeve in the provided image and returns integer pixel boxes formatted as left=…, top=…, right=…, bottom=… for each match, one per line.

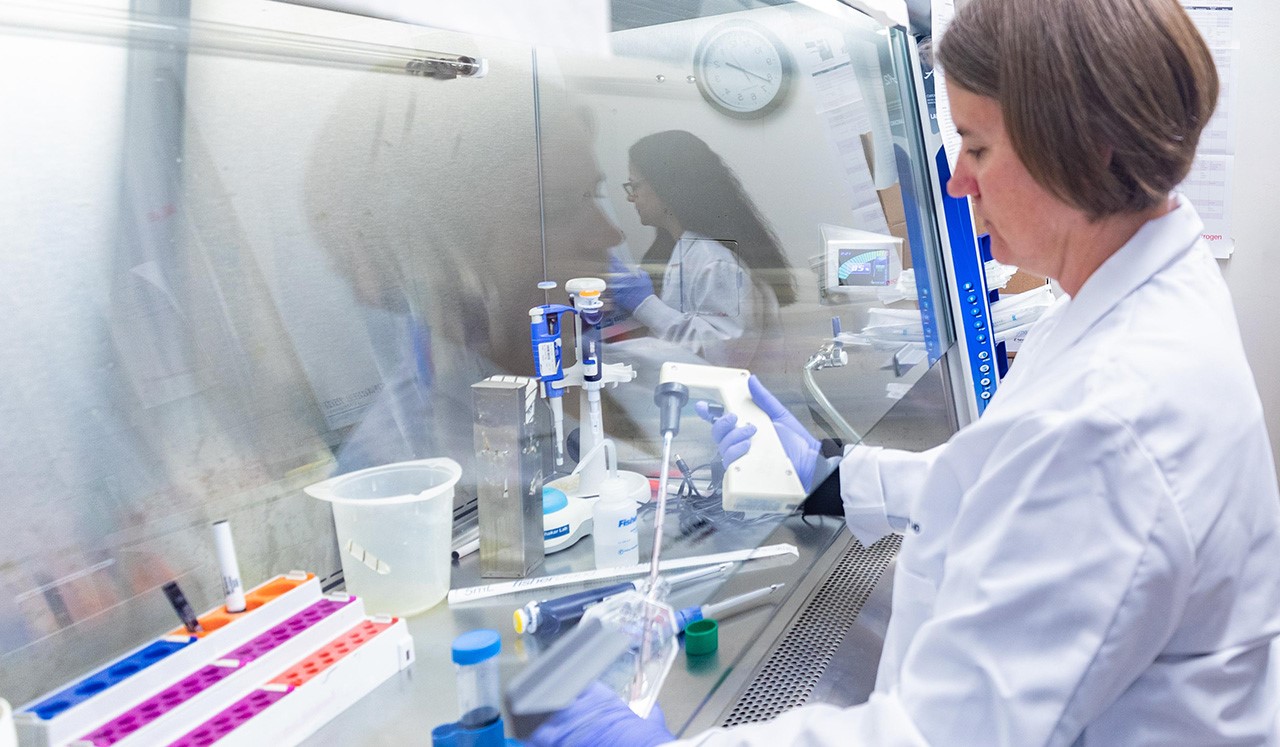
left=631, top=257, right=749, bottom=356
left=839, top=444, right=943, bottom=546
left=663, top=407, right=1195, bottom=747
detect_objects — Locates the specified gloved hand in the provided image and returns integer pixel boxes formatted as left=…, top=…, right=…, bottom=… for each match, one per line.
left=695, top=375, right=822, bottom=492
left=528, top=682, right=673, bottom=747
left=608, top=255, right=655, bottom=314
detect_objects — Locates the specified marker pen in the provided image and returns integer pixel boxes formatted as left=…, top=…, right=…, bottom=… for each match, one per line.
left=452, top=537, right=481, bottom=562
left=162, top=581, right=203, bottom=633
left=211, top=520, right=246, bottom=613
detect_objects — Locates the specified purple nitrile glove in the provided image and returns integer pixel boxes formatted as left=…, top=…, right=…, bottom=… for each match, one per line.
left=608, top=255, right=655, bottom=314
left=694, top=375, right=822, bottom=492
left=528, top=682, right=673, bottom=747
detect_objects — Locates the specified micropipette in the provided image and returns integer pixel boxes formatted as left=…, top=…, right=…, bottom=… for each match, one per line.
left=576, top=289, right=606, bottom=446
left=674, top=583, right=785, bottom=631
left=529, top=302, right=575, bottom=467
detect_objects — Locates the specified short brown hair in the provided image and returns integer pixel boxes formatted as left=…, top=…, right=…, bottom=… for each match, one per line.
left=937, top=0, right=1218, bottom=218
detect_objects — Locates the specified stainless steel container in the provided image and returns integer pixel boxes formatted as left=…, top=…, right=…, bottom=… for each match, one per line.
left=471, top=376, right=549, bottom=578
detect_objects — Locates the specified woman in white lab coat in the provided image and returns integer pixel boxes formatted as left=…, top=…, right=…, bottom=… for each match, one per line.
left=608, top=130, right=795, bottom=370
left=532, top=0, right=1280, bottom=744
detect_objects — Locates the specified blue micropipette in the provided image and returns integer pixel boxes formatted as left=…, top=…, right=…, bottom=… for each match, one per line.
left=674, top=583, right=785, bottom=632
left=529, top=302, right=575, bottom=467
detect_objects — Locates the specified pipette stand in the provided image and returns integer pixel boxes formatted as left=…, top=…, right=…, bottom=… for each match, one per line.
left=541, top=370, right=651, bottom=556
left=544, top=360, right=649, bottom=503
left=538, top=279, right=648, bottom=554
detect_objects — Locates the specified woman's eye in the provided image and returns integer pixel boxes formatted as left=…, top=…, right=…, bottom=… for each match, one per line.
left=967, top=147, right=986, bottom=160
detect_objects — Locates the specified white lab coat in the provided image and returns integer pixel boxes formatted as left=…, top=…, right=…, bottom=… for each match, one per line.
left=675, top=196, right=1280, bottom=745
left=631, top=231, right=781, bottom=369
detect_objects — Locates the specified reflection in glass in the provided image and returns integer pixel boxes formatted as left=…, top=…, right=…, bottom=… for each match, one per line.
left=0, top=0, right=957, bottom=713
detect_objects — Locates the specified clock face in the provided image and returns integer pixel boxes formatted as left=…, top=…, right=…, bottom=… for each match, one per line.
left=694, top=21, right=793, bottom=119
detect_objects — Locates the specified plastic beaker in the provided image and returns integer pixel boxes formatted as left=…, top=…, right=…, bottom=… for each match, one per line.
left=306, top=458, right=461, bottom=616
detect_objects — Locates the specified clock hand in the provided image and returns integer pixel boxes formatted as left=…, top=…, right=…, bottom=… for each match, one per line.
left=725, top=60, right=754, bottom=85
left=725, top=61, right=772, bottom=84
left=724, top=48, right=757, bottom=84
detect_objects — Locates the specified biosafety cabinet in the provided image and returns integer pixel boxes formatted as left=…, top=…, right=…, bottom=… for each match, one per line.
left=0, top=0, right=1021, bottom=741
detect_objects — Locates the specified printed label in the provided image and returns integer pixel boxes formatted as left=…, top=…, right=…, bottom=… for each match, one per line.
left=536, top=341, right=560, bottom=377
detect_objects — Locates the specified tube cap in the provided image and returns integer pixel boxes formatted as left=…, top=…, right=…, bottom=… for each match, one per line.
left=684, top=618, right=718, bottom=657
left=452, top=629, right=501, bottom=665
left=598, top=476, right=629, bottom=505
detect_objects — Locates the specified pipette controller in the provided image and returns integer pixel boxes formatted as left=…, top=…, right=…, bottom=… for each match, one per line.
left=655, top=363, right=807, bottom=515
left=513, top=563, right=730, bottom=637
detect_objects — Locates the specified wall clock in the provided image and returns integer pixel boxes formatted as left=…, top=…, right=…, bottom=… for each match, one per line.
left=694, top=20, right=794, bottom=119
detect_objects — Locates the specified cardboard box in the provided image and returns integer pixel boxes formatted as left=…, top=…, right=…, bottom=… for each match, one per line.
left=877, top=183, right=910, bottom=269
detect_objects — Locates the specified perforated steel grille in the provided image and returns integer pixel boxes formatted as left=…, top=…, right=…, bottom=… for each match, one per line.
left=720, top=534, right=901, bottom=727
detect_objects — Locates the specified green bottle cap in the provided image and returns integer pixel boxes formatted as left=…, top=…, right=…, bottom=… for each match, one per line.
left=684, top=618, right=718, bottom=657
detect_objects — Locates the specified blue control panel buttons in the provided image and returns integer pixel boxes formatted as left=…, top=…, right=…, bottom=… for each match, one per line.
left=936, top=150, right=999, bottom=415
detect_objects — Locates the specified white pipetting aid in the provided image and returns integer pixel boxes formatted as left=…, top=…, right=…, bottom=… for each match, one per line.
left=592, top=476, right=639, bottom=569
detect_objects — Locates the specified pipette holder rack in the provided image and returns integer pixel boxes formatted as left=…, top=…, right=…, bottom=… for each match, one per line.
left=14, top=571, right=414, bottom=747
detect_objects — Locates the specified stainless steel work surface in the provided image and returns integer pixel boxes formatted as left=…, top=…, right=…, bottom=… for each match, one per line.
left=687, top=534, right=899, bottom=733
left=301, top=356, right=958, bottom=743
left=303, top=510, right=848, bottom=744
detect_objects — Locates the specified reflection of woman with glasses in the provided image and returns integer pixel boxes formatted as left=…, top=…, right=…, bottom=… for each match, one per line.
left=610, top=130, right=796, bottom=368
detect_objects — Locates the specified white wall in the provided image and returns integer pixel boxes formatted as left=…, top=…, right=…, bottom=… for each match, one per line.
left=559, top=4, right=890, bottom=306
left=1218, top=1, right=1280, bottom=473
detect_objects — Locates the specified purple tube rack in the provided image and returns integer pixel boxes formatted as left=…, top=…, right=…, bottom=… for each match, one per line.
left=168, top=688, right=292, bottom=747
left=78, top=597, right=352, bottom=746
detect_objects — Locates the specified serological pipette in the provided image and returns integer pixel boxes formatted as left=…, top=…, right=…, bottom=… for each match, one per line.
left=673, top=583, right=785, bottom=631
left=513, top=563, right=732, bottom=638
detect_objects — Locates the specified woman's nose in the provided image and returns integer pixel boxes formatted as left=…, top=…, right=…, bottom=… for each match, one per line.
left=589, top=208, right=624, bottom=248
left=947, top=161, right=977, bottom=199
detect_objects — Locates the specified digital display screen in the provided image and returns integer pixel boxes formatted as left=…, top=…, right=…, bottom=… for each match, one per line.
left=836, top=247, right=891, bottom=287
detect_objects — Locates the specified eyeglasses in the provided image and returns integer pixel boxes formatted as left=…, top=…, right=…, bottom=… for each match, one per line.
left=622, top=179, right=644, bottom=197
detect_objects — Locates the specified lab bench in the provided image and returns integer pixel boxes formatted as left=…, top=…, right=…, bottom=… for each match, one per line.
left=302, top=508, right=895, bottom=744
